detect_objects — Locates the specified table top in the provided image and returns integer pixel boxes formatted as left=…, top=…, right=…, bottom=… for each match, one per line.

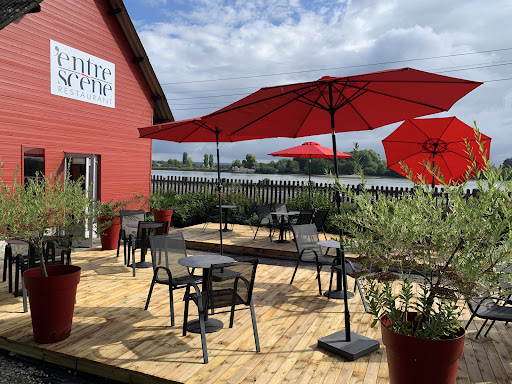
left=318, top=240, right=342, bottom=248
left=178, top=255, right=235, bottom=269
left=216, top=205, right=237, bottom=209
left=125, top=222, right=166, bottom=229
left=271, top=211, right=300, bottom=216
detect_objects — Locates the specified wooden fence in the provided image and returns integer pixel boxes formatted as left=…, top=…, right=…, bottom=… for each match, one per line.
left=151, top=175, right=478, bottom=204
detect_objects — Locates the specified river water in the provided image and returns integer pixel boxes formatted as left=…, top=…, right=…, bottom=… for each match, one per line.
left=152, top=169, right=478, bottom=190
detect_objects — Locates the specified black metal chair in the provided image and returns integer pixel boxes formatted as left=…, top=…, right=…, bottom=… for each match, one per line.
left=312, top=208, right=329, bottom=240
left=202, top=202, right=221, bottom=231
left=145, top=233, right=201, bottom=326
left=290, top=224, right=333, bottom=295
left=232, top=201, right=257, bottom=231
left=183, top=259, right=260, bottom=363
left=128, top=221, right=168, bottom=277
left=117, top=209, right=145, bottom=264
left=283, top=210, right=314, bottom=240
left=253, top=204, right=275, bottom=240
left=466, top=296, right=512, bottom=338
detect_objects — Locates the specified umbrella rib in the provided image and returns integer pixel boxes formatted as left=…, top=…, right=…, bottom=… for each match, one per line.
left=229, top=88, right=320, bottom=136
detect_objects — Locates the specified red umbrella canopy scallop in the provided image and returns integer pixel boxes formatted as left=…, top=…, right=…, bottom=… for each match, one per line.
left=382, top=117, right=491, bottom=185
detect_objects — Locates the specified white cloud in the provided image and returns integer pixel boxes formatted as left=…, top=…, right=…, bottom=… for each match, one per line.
left=129, top=0, right=512, bottom=165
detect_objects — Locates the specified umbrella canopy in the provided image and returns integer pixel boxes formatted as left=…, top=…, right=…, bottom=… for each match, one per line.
left=202, top=67, right=482, bottom=358
left=203, top=68, right=483, bottom=139
left=382, top=117, right=491, bottom=187
left=138, top=118, right=256, bottom=255
left=268, top=141, right=352, bottom=208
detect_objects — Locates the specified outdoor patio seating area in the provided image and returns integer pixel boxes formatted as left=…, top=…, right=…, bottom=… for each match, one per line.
left=1, top=224, right=512, bottom=383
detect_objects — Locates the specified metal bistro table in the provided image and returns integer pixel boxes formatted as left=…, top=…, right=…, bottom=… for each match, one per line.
left=271, top=211, right=299, bottom=243
left=216, top=205, right=237, bottom=232
left=178, top=254, right=235, bottom=333
left=318, top=240, right=354, bottom=300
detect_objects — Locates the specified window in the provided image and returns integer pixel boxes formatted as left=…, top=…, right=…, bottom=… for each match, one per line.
left=23, top=147, right=45, bottom=183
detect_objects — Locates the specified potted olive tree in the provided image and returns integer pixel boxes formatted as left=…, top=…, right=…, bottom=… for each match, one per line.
left=95, top=194, right=147, bottom=250
left=339, top=131, right=512, bottom=384
left=0, top=165, right=91, bottom=343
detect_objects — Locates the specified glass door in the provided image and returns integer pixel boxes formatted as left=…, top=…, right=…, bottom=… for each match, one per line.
left=65, top=153, right=99, bottom=247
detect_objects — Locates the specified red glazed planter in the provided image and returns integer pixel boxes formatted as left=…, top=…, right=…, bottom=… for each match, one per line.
left=381, top=315, right=465, bottom=384
left=24, top=265, right=81, bottom=343
left=98, top=216, right=121, bottom=250
left=152, top=209, right=172, bottom=233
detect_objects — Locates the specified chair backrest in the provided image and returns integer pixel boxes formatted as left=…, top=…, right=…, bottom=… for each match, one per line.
left=120, top=210, right=145, bottom=230
left=291, top=224, right=323, bottom=262
left=149, top=233, right=191, bottom=281
left=208, top=259, right=259, bottom=309
left=312, top=209, right=329, bottom=229
left=255, top=204, right=272, bottom=225
left=295, top=210, right=314, bottom=225
left=247, top=201, right=257, bottom=216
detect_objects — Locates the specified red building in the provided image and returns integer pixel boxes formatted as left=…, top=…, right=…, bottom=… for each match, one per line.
left=0, top=0, right=173, bottom=205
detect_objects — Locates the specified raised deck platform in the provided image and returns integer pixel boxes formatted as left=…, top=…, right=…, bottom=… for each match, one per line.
left=0, top=224, right=511, bottom=383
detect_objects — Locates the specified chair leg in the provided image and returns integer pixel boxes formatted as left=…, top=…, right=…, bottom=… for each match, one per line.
left=484, top=320, right=496, bottom=337
left=327, top=267, right=335, bottom=299
left=183, top=287, right=190, bottom=337
left=476, top=319, right=488, bottom=338
left=253, top=226, right=260, bottom=240
left=355, top=280, right=369, bottom=312
left=290, top=259, right=301, bottom=284
left=132, top=248, right=136, bottom=277
left=169, top=286, right=175, bottom=327
left=144, top=278, right=156, bottom=310
left=199, top=310, right=208, bottom=364
left=116, top=230, right=122, bottom=258
left=315, top=264, right=323, bottom=296
left=250, top=299, right=260, bottom=352
left=22, top=273, right=28, bottom=313
left=465, top=313, right=476, bottom=329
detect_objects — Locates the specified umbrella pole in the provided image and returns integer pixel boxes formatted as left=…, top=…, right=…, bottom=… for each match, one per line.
left=216, top=133, right=223, bottom=255
left=317, top=83, right=380, bottom=361
left=308, top=156, right=312, bottom=210
left=431, top=153, right=436, bottom=189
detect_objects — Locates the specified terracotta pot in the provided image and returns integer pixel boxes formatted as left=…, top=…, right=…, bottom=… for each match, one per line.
left=24, top=265, right=81, bottom=343
left=381, top=315, right=465, bottom=384
left=152, top=209, right=173, bottom=232
left=98, top=216, right=121, bottom=250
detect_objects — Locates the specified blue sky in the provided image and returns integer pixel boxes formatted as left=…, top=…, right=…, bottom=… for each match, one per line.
left=123, top=0, right=512, bottom=166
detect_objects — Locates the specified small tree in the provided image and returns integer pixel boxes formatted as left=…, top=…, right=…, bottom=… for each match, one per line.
left=0, top=164, right=92, bottom=277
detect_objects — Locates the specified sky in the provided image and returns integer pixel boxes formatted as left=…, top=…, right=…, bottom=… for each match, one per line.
left=123, top=0, right=512, bottom=166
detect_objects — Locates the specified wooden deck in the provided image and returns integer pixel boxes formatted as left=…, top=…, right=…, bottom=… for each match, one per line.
left=1, top=224, right=512, bottom=383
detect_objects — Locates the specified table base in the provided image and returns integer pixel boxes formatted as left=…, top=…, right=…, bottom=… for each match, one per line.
left=323, top=290, right=355, bottom=300
left=129, top=261, right=153, bottom=269
left=221, top=228, right=232, bottom=232
left=187, top=318, right=224, bottom=334
left=273, top=239, right=290, bottom=244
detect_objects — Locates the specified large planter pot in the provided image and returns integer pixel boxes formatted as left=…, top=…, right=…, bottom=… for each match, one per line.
left=24, top=265, right=81, bottom=343
left=381, top=315, right=465, bottom=384
left=98, top=216, right=121, bottom=250
left=152, top=209, right=173, bottom=232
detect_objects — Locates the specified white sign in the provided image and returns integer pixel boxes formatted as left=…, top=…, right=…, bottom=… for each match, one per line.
left=50, top=40, right=115, bottom=108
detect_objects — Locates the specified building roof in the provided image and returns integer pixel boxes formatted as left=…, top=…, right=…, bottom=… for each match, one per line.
left=108, top=0, right=174, bottom=124
left=0, top=0, right=43, bottom=30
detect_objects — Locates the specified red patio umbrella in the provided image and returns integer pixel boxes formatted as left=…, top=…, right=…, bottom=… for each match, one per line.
left=139, top=118, right=257, bottom=255
left=268, top=141, right=352, bottom=208
left=382, top=117, right=491, bottom=187
left=202, top=67, right=483, bottom=360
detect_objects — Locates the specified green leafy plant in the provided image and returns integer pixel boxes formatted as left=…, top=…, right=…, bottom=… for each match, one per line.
left=150, top=190, right=179, bottom=211
left=339, top=125, right=512, bottom=340
left=95, top=194, right=147, bottom=233
left=0, top=164, right=92, bottom=277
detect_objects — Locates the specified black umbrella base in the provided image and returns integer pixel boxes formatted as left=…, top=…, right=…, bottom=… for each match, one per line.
left=323, top=290, right=355, bottom=300
left=187, top=318, right=224, bottom=334
left=318, top=330, right=380, bottom=361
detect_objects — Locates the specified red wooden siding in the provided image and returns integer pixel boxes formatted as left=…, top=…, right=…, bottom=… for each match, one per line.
left=0, top=0, right=155, bottom=203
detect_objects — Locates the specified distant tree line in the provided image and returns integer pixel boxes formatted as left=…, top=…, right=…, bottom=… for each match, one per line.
left=152, top=150, right=512, bottom=178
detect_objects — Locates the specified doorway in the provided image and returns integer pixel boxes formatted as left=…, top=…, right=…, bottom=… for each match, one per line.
left=65, top=153, right=99, bottom=247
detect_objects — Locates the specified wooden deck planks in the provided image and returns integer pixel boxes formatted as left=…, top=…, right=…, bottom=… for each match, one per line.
left=0, top=225, right=511, bottom=383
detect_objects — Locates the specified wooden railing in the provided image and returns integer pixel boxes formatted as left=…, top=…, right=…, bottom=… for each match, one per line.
left=151, top=175, right=478, bottom=204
